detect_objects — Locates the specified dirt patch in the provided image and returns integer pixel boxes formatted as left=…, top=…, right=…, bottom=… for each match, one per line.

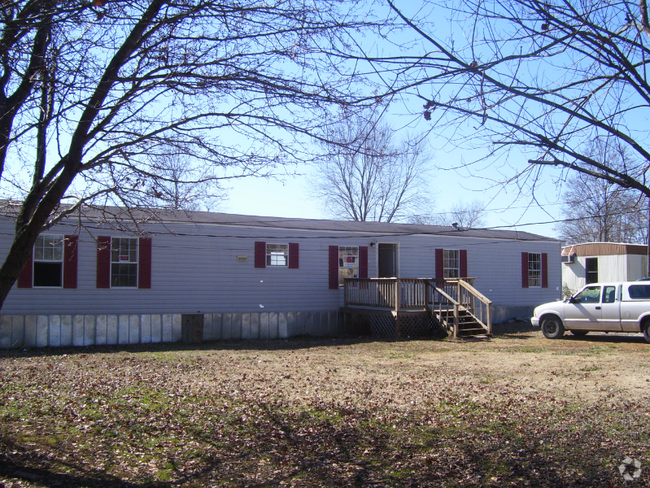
left=1, top=328, right=649, bottom=486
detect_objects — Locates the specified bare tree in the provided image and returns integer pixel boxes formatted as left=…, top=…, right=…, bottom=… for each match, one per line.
left=146, top=153, right=225, bottom=212
left=444, top=201, right=486, bottom=229
left=381, top=0, right=650, bottom=271
left=410, top=201, right=486, bottom=228
left=558, top=174, right=648, bottom=245
left=558, top=138, right=648, bottom=244
left=412, top=200, right=486, bottom=228
left=311, top=110, right=432, bottom=222
left=0, top=1, right=386, bottom=309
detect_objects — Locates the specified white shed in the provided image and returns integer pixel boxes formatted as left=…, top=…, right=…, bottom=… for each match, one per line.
left=562, top=242, right=648, bottom=295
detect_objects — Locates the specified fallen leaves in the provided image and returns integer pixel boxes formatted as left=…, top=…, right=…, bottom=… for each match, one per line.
left=0, top=335, right=648, bottom=486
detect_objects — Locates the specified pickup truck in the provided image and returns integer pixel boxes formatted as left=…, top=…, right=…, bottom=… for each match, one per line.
left=531, top=282, right=650, bottom=343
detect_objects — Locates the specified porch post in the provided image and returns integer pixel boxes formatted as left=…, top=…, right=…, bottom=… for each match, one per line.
left=394, top=278, right=400, bottom=313
left=487, top=303, right=492, bottom=336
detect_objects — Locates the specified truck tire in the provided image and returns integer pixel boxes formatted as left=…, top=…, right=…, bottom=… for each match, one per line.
left=643, top=321, right=650, bottom=344
left=541, top=316, right=565, bottom=339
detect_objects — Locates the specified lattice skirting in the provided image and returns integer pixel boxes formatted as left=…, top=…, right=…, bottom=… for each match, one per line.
left=369, top=311, right=446, bottom=339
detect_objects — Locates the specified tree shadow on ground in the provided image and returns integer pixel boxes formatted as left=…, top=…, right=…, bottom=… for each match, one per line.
left=0, top=453, right=168, bottom=488
left=0, top=336, right=382, bottom=359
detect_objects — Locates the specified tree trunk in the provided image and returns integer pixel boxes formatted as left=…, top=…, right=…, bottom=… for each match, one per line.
left=0, top=227, right=42, bottom=308
left=0, top=165, right=77, bottom=309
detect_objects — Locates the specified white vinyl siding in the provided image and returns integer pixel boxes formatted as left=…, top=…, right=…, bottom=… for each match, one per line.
left=0, top=215, right=561, bottom=315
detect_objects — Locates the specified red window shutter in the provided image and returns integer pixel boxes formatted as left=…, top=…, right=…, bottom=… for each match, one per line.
left=460, top=249, right=468, bottom=278
left=359, top=246, right=368, bottom=279
left=328, top=246, right=339, bottom=289
left=255, top=241, right=266, bottom=268
left=96, top=236, right=111, bottom=288
left=435, top=248, right=443, bottom=279
left=138, top=237, right=152, bottom=289
left=63, top=235, right=78, bottom=289
left=542, top=252, right=548, bottom=289
left=288, top=243, right=299, bottom=269
left=521, top=252, right=529, bottom=289
left=17, top=253, right=33, bottom=288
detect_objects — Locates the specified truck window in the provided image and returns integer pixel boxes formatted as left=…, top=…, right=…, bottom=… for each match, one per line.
left=573, top=286, right=601, bottom=303
left=628, top=285, right=650, bottom=299
left=602, top=286, right=616, bottom=303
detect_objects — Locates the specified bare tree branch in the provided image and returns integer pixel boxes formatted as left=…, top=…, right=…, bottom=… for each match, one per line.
left=380, top=0, right=650, bottom=272
left=311, top=108, right=433, bottom=223
left=0, top=0, right=390, bottom=309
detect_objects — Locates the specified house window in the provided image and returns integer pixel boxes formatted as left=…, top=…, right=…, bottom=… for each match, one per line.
left=255, top=241, right=299, bottom=269
left=266, top=243, right=289, bottom=266
left=521, top=252, right=548, bottom=289
left=586, top=257, right=598, bottom=284
left=339, top=246, right=359, bottom=286
left=111, top=237, right=138, bottom=287
left=443, top=249, right=460, bottom=278
left=528, top=253, right=542, bottom=288
left=33, top=235, right=64, bottom=287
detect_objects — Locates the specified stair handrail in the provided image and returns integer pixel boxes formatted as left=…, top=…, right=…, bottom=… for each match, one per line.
left=426, top=280, right=460, bottom=337
left=457, top=279, right=492, bottom=305
left=453, top=279, right=493, bottom=336
left=343, top=277, right=493, bottom=338
left=428, top=278, right=492, bottom=337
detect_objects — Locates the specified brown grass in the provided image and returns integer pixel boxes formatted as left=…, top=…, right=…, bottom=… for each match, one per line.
left=1, top=326, right=649, bottom=487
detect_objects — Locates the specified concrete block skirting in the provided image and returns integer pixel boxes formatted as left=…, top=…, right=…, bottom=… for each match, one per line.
left=0, top=311, right=343, bottom=349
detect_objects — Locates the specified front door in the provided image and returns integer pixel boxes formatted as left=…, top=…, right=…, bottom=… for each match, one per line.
left=378, top=243, right=397, bottom=278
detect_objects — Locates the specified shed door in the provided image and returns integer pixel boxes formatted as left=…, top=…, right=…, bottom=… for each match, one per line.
left=378, top=243, right=397, bottom=278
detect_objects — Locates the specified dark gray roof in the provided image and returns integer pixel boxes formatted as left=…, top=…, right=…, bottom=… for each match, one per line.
left=1, top=201, right=558, bottom=242
left=104, top=207, right=557, bottom=242
left=167, top=211, right=555, bottom=241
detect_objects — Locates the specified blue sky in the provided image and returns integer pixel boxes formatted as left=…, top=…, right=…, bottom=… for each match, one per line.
left=224, top=153, right=566, bottom=239
left=222, top=1, right=573, bottom=240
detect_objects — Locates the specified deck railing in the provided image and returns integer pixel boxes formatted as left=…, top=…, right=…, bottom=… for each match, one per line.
left=343, top=277, right=491, bottom=337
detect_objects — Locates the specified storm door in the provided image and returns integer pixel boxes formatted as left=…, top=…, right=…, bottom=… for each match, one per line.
left=378, top=243, right=398, bottom=278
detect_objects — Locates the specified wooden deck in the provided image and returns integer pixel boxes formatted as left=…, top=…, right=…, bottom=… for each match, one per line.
left=342, top=278, right=492, bottom=338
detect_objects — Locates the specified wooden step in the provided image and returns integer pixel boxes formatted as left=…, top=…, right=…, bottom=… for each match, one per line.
left=457, top=320, right=479, bottom=328
left=458, top=329, right=485, bottom=335
left=457, top=328, right=490, bottom=337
